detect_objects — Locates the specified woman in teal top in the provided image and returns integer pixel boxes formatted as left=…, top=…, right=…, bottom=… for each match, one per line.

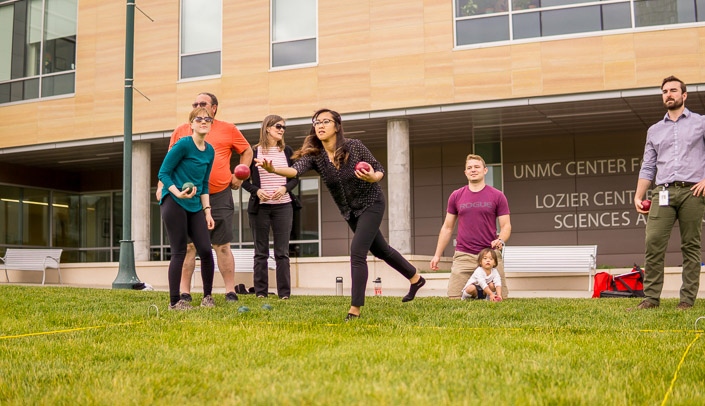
left=158, top=107, right=216, bottom=310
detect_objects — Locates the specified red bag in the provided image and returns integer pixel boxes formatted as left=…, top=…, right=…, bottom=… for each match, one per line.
left=612, top=266, right=644, bottom=295
left=592, top=272, right=613, bottom=298
left=592, top=265, right=645, bottom=298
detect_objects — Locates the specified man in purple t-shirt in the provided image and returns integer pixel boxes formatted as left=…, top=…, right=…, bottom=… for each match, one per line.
left=431, top=154, right=512, bottom=299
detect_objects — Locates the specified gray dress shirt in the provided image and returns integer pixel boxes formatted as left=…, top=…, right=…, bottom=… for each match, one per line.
left=638, top=108, right=705, bottom=185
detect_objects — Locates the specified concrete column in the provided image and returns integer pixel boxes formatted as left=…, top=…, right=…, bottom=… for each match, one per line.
left=386, top=119, right=411, bottom=254
left=132, top=141, right=151, bottom=261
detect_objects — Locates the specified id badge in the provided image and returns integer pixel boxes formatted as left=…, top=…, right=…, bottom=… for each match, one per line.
left=659, top=189, right=669, bottom=206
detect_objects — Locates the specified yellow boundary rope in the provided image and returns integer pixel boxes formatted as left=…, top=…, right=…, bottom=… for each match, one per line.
left=660, top=332, right=702, bottom=406
left=0, top=321, right=143, bottom=340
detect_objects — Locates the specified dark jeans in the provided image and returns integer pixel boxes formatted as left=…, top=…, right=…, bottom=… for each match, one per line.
left=346, top=196, right=417, bottom=307
left=249, top=203, right=293, bottom=298
left=161, top=195, right=214, bottom=304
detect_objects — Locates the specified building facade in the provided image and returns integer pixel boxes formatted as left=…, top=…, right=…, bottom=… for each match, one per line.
left=1, top=0, right=705, bottom=268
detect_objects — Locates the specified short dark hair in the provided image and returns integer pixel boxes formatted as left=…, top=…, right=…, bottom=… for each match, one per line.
left=199, top=92, right=218, bottom=106
left=477, top=248, right=498, bottom=267
left=661, top=76, right=686, bottom=93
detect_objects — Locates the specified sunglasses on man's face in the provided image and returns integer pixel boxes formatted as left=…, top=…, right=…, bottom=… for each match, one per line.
left=192, top=101, right=210, bottom=108
left=193, top=116, right=213, bottom=123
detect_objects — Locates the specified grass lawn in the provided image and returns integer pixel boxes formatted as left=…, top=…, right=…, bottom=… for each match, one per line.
left=1, top=285, right=704, bottom=405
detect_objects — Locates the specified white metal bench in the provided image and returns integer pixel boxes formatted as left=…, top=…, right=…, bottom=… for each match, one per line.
left=1, top=248, right=63, bottom=285
left=503, top=245, right=597, bottom=291
left=193, top=248, right=274, bottom=284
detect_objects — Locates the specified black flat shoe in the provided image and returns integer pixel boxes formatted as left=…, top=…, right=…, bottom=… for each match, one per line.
left=345, top=313, right=359, bottom=321
left=402, top=276, right=426, bottom=302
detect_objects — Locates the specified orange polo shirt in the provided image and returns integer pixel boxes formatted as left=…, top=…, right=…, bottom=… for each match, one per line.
left=169, top=119, right=250, bottom=194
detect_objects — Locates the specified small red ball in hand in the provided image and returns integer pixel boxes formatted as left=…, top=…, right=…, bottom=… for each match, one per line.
left=641, top=200, right=651, bottom=211
left=234, top=164, right=250, bottom=180
left=355, top=161, right=372, bottom=172
left=493, top=296, right=502, bottom=302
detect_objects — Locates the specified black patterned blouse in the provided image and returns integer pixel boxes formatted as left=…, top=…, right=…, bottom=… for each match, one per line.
left=292, top=138, right=384, bottom=220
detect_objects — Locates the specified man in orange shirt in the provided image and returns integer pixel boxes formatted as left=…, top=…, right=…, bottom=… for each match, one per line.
left=157, top=92, right=253, bottom=302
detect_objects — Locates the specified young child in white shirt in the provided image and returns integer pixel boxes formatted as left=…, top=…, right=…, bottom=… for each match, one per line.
left=461, top=248, right=503, bottom=301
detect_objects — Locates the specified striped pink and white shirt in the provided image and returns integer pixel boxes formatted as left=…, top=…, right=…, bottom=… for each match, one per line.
left=257, top=146, right=292, bottom=205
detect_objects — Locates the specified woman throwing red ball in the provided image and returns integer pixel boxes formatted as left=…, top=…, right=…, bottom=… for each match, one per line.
left=256, top=108, right=425, bottom=320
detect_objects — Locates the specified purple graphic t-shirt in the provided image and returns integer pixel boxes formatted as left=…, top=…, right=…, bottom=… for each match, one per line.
left=447, top=185, right=510, bottom=255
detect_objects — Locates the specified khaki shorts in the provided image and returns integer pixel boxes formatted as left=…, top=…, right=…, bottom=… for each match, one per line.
left=447, top=250, right=508, bottom=298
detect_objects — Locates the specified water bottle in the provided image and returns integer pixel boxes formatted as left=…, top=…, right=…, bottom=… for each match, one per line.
left=374, top=277, right=382, bottom=296
left=336, top=276, right=343, bottom=296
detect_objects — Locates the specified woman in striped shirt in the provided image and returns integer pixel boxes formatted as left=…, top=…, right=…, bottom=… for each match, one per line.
left=243, top=115, right=300, bottom=299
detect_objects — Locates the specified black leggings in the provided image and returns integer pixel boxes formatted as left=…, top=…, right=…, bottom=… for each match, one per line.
left=346, top=196, right=417, bottom=307
left=161, top=195, right=214, bottom=305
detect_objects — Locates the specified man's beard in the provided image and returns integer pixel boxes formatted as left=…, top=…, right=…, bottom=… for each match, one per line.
left=664, top=98, right=684, bottom=110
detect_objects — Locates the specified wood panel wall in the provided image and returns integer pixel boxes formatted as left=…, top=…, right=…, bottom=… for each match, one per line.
left=2, top=0, right=705, bottom=148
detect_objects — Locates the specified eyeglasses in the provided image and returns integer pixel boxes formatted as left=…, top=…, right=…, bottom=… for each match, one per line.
left=192, top=101, right=210, bottom=108
left=313, top=119, right=334, bottom=127
left=274, top=124, right=287, bottom=131
left=193, top=116, right=213, bottom=123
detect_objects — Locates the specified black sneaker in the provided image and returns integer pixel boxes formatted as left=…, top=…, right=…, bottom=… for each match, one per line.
left=225, top=291, right=239, bottom=302
left=180, top=293, right=193, bottom=302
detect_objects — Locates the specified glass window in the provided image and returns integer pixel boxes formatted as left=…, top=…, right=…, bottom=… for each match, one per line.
left=112, top=192, right=122, bottom=247
left=541, top=0, right=593, bottom=6
left=80, top=193, right=111, bottom=248
left=52, top=191, right=79, bottom=248
left=238, top=188, right=250, bottom=243
left=512, top=0, right=540, bottom=11
left=0, top=185, right=22, bottom=245
left=486, top=165, right=503, bottom=190
left=456, top=0, right=704, bottom=47
left=602, top=3, right=632, bottom=30
left=512, top=10, right=541, bottom=39
left=271, top=0, right=317, bottom=68
left=41, top=72, right=74, bottom=97
left=635, top=0, right=696, bottom=27
left=458, top=0, right=508, bottom=16
left=43, top=0, right=78, bottom=74
left=456, top=15, right=509, bottom=46
left=0, top=5, right=13, bottom=81
left=0, top=0, right=77, bottom=104
left=150, top=191, right=164, bottom=260
left=293, top=178, right=320, bottom=255
left=272, top=39, right=317, bottom=68
left=22, top=188, right=49, bottom=246
left=475, top=142, right=502, bottom=165
left=541, top=6, right=603, bottom=37
left=180, top=0, right=221, bottom=79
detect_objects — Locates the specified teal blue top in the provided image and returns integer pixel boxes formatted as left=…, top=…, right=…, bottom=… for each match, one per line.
left=158, top=136, right=215, bottom=212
